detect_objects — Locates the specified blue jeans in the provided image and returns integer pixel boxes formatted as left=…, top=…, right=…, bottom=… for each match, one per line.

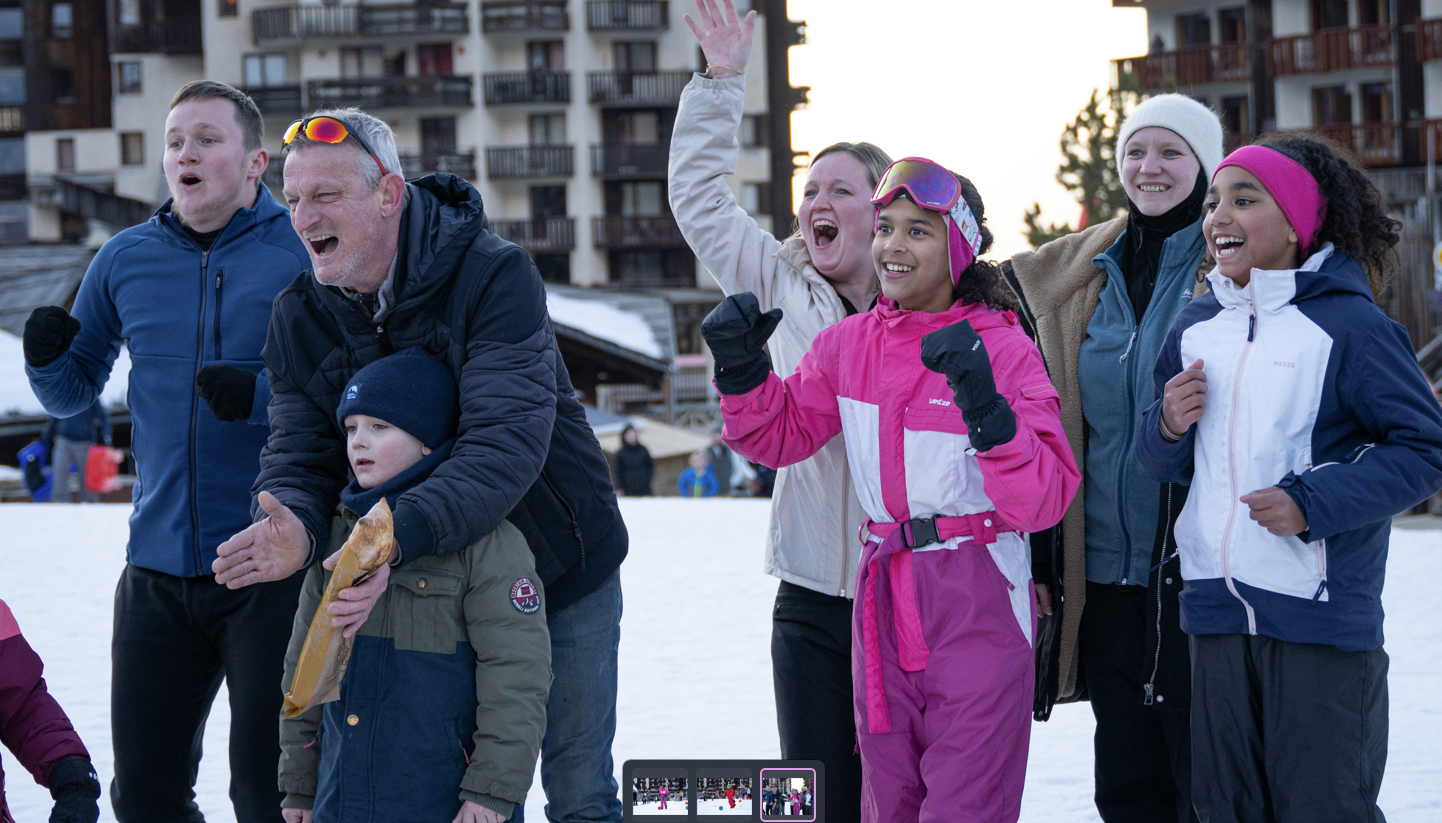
left=510, top=569, right=623, bottom=823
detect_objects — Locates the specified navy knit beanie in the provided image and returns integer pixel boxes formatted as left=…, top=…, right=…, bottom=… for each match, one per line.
left=335, top=348, right=459, bottom=449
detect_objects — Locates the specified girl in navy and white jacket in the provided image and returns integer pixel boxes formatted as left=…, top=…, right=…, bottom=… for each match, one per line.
left=1137, top=135, right=1442, bottom=822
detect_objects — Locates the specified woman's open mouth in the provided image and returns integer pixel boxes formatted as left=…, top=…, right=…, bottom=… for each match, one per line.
left=1213, top=235, right=1244, bottom=259
left=1137, top=183, right=1170, bottom=193
left=812, top=218, right=838, bottom=249
left=308, top=235, right=340, bottom=257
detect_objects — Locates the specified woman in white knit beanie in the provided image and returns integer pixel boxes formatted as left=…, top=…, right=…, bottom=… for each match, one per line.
left=1003, top=93, right=1223, bottom=823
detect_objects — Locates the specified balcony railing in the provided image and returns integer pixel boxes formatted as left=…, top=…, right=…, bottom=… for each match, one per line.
left=586, top=1, right=668, bottom=31
left=592, top=214, right=687, bottom=248
left=1311, top=122, right=1400, bottom=166
left=398, top=150, right=477, bottom=179
left=240, top=85, right=303, bottom=115
left=481, top=1, right=569, bottom=32
left=1420, top=18, right=1442, bottom=62
left=590, top=142, right=668, bottom=177
left=588, top=71, right=690, bottom=106
left=113, top=18, right=202, bottom=54
left=252, top=3, right=469, bottom=45
left=1116, top=42, right=1250, bottom=90
left=492, top=218, right=576, bottom=252
left=0, top=106, right=22, bottom=134
left=307, top=75, right=473, bottom=108
left=483, top=71, right=571, bottom=104
left=59, top=179, right=154, bottom=230
left=1270, top=25, right=1396, bottom=76
left=486, top=145, right=575, bottom=178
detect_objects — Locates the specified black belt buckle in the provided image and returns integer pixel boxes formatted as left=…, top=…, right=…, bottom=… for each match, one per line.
left=902, top=515, right=940, bottom=549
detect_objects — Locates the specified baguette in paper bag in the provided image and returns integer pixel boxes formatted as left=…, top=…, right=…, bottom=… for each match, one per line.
left=282, top=498, right=397, bottom=718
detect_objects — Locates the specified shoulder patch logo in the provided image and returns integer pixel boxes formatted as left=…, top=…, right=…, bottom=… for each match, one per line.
left=510, top=578, right=540, bottom=614
left=345, top=384, right=360, bottom=400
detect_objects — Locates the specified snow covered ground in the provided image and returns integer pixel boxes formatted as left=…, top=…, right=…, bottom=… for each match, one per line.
left=630, top=799, right=687, bottom=815
left=2, top=499, right=1440, bottom=822
left=697, top=797, right=752, bottom=815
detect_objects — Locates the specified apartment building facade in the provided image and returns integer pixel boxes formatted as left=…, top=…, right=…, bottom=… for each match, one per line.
left=1113, top=0, right=1442, bottom=355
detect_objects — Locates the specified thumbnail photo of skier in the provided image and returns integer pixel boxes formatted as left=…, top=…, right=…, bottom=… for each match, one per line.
left=631, top=776, right=687, bottom=816
left=696, top=775, right=752, bottom=816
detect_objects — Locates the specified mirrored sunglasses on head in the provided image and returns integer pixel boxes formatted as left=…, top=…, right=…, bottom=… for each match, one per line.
left=282, top=115, right=389, bottom=176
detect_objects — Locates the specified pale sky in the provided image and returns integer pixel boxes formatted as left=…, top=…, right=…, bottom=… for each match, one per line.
left=784, top=0, right=1151, bottom=259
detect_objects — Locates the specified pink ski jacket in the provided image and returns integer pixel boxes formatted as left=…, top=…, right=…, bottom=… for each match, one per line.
left=720, top=296, right=1080, bottom=642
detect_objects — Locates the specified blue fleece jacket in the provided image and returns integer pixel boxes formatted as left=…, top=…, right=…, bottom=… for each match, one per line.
left=1138, top=247, right=1442, bottom=651
left=26, top=185, right=310, bottom=576
left=1078, top=219, right=1207, bottom=585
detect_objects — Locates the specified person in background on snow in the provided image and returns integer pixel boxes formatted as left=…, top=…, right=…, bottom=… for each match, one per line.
left=612, top=424, right=655, bottom=496
left=22, top=81, right=314, bottom=823
left=1003, top=94, right=1223, bottom=823
left=1137, top=134, right=1442, bottom=822
left=705, top=158, right=1079, bottom=822
left=678, top=451, right=720, bottom=497
left=39, top=399, right=111, bottom=504
left=658, top=782, right=669, bottom=810
left=671, top=4, right=888, bottom=816
left=278, top=351, right=549, bottom=823
left=0, top=600, right=101, bottom=823
left=702, top=427, right=735, bottom=495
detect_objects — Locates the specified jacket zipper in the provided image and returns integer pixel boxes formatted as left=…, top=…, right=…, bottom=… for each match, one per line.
left=1144, top=483, right=1173, bottom=706
left=1115, top=309, right=1141, bottom=583
left=541, top=469, right=585, bottom=571
left=839, top=453, right=852, bottom=598
left=1220, top=293, right=1258, bottom=634
left=190, top=249, right=210, bottom=574
left=213, top=270, right=225, bottom=360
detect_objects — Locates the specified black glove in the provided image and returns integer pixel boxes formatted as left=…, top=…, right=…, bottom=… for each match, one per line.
left=197, top=364, right=257, bottom=422
left=702, top=293, right=783, bottom=395
left=920, top=320, right=1017, bottom=451
left=24, top=306, right=81, bottom=368
left=48, top=757, right=100, bottom=823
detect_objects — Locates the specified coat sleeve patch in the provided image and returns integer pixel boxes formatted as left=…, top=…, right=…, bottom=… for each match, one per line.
left=510, top=578, right=541, bottom=614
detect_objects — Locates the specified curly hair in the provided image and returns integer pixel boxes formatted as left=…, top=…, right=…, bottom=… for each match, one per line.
left=951, top=173, right=1019, bottom=313
left=1199, top=133, right=1400, bottom=292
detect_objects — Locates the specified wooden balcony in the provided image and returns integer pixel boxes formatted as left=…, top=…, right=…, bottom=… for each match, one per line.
left=240, top=85, right=303, bottom=115
left=398, top=150, right=477, bottom=179
left=1419, top=18, right=1442, bottom=62
left=588, top=71, right=691, bottom=106
left=483, top=71, right=570, bottom=104
left=113, top=17, right=202, bottom=54
left=252, top=3, right=468, bottom=45
left=586, top=1, right=668, bottom=31
left=307, top=75, right=473, bottom=109
left=592, top=214, right=687, bottom=248
left=1311, top=122, right=1400, bottom=166
left=481, top=0, right=569, bottom=32
left=58, top=179, right=154, bottom=230
left=486, top=145, right=574, bottom=178
left=1116, top=42, right=1250, bottom=91
left=1269, top=26, right=1396, bottom=76
left=590, top=142, right=668, bottom=178
left=492, top=218, right=576, bottom=252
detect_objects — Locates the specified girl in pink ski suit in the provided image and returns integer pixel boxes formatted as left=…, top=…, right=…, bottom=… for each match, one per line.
left=705, top=159, right=1079, bottom=822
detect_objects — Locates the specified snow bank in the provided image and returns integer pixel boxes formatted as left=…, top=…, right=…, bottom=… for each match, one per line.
left=0, top=330, right=132, bottom=416
left=546, top=292, right=665, bottom=360
left=1, top=501, right=1438, bottom=822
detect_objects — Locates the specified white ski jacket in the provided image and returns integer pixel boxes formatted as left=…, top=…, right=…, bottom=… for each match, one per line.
left=669, top=73, right=865, bottom=597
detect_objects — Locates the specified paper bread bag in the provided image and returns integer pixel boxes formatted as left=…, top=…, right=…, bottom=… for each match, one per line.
left=282, top=498, right=397, bottom=718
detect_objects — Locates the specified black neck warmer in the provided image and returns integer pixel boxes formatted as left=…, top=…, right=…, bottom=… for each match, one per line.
left=339, top=437, right=455, bottom=516
left=1121, top=169, right=1207, bottom=323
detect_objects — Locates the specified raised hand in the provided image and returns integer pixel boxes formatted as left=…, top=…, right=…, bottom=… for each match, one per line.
left=920, top=320, right=1017, bottom=451
left=1161, top=359, right=1207, bottom=439
left=701, top=293, right=782, bottom=395
left=24, top=305, right=81, bottom=368
left=683, top=0, right=756, bottom=78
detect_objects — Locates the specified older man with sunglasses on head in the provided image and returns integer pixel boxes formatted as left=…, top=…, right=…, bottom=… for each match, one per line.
left=22, top=81, right=311, bottom=822
left=213, top=107, right=629, bottom=823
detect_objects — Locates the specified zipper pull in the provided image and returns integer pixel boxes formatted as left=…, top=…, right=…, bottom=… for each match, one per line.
left=1313, top=580, right=1327, bottom=602
left=1247, top=312, right=1256, bottom=342
left=1119, top=330, right=1138, bottom=363
left=215, top=272, right=223, bottom=290
left=1143, top=683, right=1155, bottom=706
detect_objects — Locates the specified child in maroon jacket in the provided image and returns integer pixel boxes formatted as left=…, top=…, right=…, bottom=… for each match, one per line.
left=0, top=600, right=100, bottom=823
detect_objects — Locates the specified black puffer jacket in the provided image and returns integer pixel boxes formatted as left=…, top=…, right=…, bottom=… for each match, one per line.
left=255, top=173, right=626, bottom=613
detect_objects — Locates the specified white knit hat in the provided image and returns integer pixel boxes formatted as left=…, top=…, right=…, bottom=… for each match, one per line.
left=1115, top=94, right=1225, bottom=180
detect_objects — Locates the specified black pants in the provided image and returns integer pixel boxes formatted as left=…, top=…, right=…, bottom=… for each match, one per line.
left=1079, top=582, right=1197, bottom=823
left=771, top=580, right=861, bottom=823
left=1191, top=633, right=1389, bottom=823
left=110, top=564, right=303, bottom=823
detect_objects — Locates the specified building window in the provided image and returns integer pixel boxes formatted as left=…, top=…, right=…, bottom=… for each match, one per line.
left=740, top=115, right=766, bottom=147
left=120, top=132, right=145, bottom=166
left=243, top=53, right=286, bottom=87
left=619, top=181, right=663, bottom=216
left=616, top=111, right=659, bottom=145
left=51, top=2, right=72, bottom=37
left=614, top=41, right=657, bottom=73
left=418, top=43, right=453, bottom=76
left=118, top=61, right=142, bottom=94
left=1220, top=95, right=1249, bottom=138
left=118, top=0, right=140, bottom=25
left=1217, top=7, right=1246, bottom=43
left=51, top=68, right=74, bottom=104
left=1176, top=12, right=1210, bottom=47
left=219, top=0, right=238, bottom=17
left=1313, top=0, right=1348, bottom=30
left=0, top=68, right=24, bottom=105
left=1360, top=82, right=1393, bottom=124
left=56, top=137, right=74, bottom=170
left=529, top=113, right=566, bottom=146
left=527, top=40, right=564, bottom=72
left=1358, top=0, right=1389, bottom=26
left=1312, top=85, right=1353, bottom=126
left=340, top=46, right=383, bottom=79
left=0, top=8, right=22, bottom=40
left=741, top=182, right=769, bottom=215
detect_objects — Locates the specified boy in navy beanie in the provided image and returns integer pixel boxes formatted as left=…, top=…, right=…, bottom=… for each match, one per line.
left=279, top=348, right=550, bottom=823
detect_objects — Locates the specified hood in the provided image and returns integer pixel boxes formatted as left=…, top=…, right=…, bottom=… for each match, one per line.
left=153, top=182, right=292, bottom=251
left=1293, top=246, right=1373, bottom=304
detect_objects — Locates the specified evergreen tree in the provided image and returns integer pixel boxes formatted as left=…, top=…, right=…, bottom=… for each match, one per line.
left=1024, top=70, right=1144, bottom=248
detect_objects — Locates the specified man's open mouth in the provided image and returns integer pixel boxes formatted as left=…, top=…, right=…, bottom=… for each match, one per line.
left=308, top=235, right=340, bottom=256
left=812, top=218, right=838, bottom=248
left=180, top=174, right=202, bottom=187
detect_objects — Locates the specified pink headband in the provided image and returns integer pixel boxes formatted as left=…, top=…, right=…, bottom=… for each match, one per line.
left=1213, top=145, right=1327, bottom=253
